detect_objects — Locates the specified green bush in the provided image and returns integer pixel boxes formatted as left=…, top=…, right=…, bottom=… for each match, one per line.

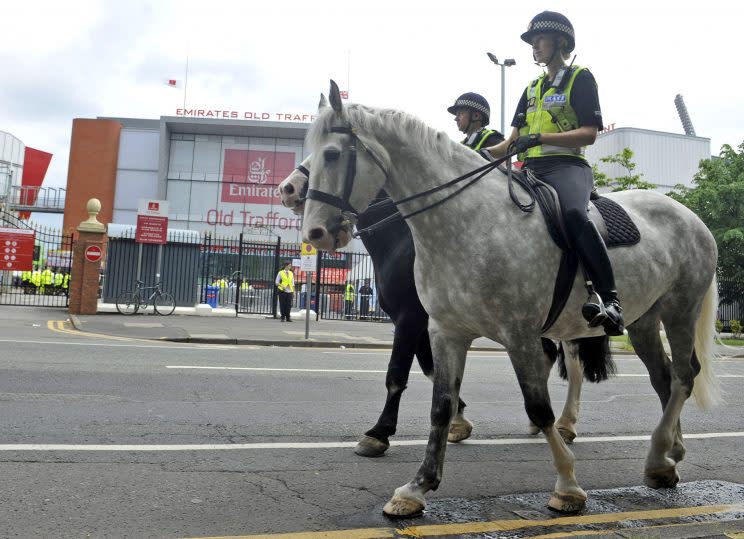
left=716, top=319, right=724, bottom=333
left=731, top=319, right=742, bottom=338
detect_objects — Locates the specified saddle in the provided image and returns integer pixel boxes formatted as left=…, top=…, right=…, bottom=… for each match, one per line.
left=506, top=168, right=640, bottom=332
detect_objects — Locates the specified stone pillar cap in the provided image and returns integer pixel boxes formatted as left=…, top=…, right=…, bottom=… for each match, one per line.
left=78, top=198, right=107, bottom=233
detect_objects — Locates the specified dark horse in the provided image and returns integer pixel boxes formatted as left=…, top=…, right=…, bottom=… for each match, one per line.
left=281, top=160, right=473, bottom=457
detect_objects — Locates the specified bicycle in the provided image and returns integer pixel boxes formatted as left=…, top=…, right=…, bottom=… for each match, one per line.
left=115, top=280, right=176, bottom=316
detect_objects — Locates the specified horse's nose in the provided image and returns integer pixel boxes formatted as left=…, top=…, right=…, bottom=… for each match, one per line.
left=307, top=227, right=326, bottom=241
left=283, top=183, right=295, bottom=195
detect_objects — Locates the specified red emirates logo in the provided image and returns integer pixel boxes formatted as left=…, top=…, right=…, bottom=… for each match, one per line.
left=148, top=202, right=159, bottom=211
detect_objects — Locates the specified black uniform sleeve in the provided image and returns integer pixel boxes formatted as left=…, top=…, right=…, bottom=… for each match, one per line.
left=511, top=89, right=528, bottom=129
left=570, top=69, right=603, bottom=129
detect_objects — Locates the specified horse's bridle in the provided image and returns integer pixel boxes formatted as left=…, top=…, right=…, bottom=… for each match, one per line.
left=305, top=125, right=390, bottom=218
left=303, top=122, right=528, bottom=237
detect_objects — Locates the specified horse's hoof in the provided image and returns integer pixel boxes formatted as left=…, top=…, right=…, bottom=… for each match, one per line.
left=548, top=490, right=587, bottom=514
left=527, top=423, right=540, bottom=435
left=557, top=425, right=577, bottom=444
left=383, top=496, right=425, bottom=518
left=354, top=435, right=389, bottom=458
left=448, top=417, right=473, bottom=443
left=645, top=466, right=680, bottom=489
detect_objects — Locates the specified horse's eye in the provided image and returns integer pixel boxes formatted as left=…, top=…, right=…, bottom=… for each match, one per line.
left=324, top=148, right=341, bottom=162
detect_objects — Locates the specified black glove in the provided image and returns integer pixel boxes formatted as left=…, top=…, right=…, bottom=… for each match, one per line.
left=511, top=133, right=542, bottom=154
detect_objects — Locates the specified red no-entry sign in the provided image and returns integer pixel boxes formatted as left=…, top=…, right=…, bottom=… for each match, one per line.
left=84, top=245, right=102, bottom=263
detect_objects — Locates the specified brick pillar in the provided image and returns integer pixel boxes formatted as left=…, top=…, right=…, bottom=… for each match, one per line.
left=69, top=199, right=107, bottom=315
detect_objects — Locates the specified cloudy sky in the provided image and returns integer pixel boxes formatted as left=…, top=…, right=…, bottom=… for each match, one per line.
left=2, top=0, right=742, bottom=227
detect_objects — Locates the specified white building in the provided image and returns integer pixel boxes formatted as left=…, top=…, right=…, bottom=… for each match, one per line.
left=586, top=127, right=711, bottom=193
left=65, top=115, right=368, bottom=249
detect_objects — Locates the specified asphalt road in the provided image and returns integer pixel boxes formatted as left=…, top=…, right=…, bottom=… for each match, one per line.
left=1, top=307, right=743, bottom=538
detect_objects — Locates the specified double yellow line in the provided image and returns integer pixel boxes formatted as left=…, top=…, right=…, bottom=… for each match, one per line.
left=46, top=320, right=139, bottom=342
left=185, top=503, right=744, bottom=539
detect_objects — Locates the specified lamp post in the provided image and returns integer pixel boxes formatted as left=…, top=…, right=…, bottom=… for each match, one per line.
left=486, top=53, right=516, bottom=135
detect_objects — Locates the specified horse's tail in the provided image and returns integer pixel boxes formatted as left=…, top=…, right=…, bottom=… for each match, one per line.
left=577, top=336, right=615, bottom=383
left=550, top=336, right=615, bottom=382
left=691, top=275, right=722, bottom=409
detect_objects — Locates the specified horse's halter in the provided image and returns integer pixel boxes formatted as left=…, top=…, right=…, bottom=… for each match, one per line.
left=305, top=125, right=390, bottom=220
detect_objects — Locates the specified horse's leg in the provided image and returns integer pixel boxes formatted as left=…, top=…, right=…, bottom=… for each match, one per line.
left=355, top=312, right=422, bottom=457
left=383, top=324, right=471, bottom=517
left=626, top=310, right=685, bottom=463
left=510, top=340, right=587, bottom=513
left=555, top=341, right=583, bottom=444
left=638, top=308, right=698, bottom=489
left=415, top=329, right=473, bottom=442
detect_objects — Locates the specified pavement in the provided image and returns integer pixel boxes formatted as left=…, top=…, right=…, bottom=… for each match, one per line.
left=56, top=302, right=744, bottom=357
left=69, top=302, right=505, bottom=349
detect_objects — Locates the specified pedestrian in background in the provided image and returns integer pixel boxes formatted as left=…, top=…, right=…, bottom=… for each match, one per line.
left=275, top=260, right=295, bottom=322
left=344, top=280, right=356, bottom=320
left=359, top=279, right=373, bottom=319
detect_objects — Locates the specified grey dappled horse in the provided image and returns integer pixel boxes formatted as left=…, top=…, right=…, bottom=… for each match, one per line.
left=280, top=158, right=586, bottom=446
left=301, top=82, right=720, bottom=516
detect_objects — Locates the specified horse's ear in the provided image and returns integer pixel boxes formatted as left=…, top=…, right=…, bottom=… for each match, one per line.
left=318, top=93, right=328, bottom=111
left=329, top=80, right=343, bottom=113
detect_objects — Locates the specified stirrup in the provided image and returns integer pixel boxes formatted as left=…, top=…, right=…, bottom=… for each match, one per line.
left=581, top=289, right=606, bottom=328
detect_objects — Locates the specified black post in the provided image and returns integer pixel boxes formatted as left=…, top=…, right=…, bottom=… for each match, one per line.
left=315, top=249, right=322, bottom=321
left=235, top=232, right=244, bottom=316
left=201, top=232, right=211, bottom=304
left=271, top=236, right=281, bottom=319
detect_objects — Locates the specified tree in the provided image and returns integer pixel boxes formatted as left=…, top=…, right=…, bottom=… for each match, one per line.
left=592, top=147, right=656, bottom=191
left=669, top=142, right=744, bottom=302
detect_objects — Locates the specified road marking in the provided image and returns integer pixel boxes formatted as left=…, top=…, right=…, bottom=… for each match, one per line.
left=0, top=337, right=242, bottom=351
left=167, top=365, right=405, bottom=374
left=615, top=373, right=744, bottom=378
left=1, top=431, right=743, bottom=452
left=180, top=503, right=744, bottom=539
left=166, top=365, right=744, bottom=379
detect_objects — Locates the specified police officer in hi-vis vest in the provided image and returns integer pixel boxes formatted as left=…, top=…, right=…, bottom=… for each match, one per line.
left=447, top=93, right=504, bottom=152
left=275, top=260, right=295, bottom=322
left=482, top=11, right=623, bottom=336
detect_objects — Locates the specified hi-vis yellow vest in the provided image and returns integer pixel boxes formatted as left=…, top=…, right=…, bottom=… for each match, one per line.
left=278, top=270, right=294, bottom=293
left=519, top=66, right=587, bottom=161
left=345, top=283, right=355, bottom=301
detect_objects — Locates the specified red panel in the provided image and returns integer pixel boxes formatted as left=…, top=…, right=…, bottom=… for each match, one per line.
left=221, top=150, right=296, bottom=204
left=19, top=147, right=53, bottom=219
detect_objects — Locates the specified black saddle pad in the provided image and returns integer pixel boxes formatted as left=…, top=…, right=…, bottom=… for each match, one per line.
left=592, top=196, right=641, bottom=248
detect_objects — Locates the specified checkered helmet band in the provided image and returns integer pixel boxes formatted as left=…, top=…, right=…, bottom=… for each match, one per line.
left=447, top=92, right=491, bottom=123
left=528, top=20, right=574, bottom=40
left=455, top=99, right=488, bottom=117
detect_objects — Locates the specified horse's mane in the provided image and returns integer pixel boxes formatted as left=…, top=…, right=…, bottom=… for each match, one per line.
left=306, top=103, right=459, bottom=162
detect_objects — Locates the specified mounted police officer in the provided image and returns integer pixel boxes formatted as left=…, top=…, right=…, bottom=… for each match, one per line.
left=482, top=11, right=624, bottom=336
left=447, top=93, right=504, bottom=152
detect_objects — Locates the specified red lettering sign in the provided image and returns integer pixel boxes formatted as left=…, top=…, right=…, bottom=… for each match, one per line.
left=221, top=150, right=296, bottom=205
left=135, top=215, right=168, bottom=244
left=84, top=245, right=102, bottom=263
left=0, top=228, right=35, bottom=270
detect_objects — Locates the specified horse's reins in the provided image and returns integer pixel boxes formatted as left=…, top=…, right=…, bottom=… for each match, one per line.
left=300, top=123, right=535, bottom=238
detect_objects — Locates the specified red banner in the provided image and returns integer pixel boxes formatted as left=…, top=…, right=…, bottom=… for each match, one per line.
left=221, top=150, right=296, bottom=205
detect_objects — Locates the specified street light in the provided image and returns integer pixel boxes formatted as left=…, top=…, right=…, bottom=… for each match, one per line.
left=486, top=53, right=516, bottom=135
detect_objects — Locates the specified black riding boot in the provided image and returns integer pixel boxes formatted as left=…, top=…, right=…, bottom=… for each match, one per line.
left=572, top=221, right=625, bottom=336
